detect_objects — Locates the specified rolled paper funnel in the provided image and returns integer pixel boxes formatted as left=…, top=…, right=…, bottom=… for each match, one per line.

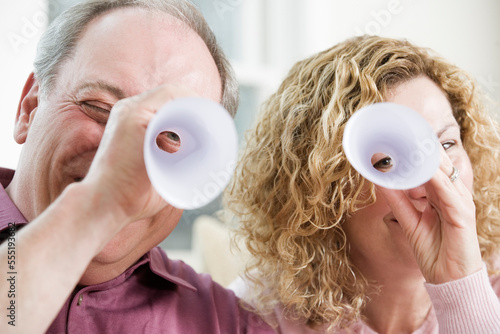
left=144, top=97, right=238, bottom=209
left=342, top=102, right=440, bottom=190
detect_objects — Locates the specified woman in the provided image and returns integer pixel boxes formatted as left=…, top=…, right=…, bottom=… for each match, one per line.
left=225, top=35, right=500, bottom=333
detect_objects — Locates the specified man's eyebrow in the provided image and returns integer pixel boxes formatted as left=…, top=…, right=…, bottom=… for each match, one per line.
left=76, top=81, right=126, bottom=100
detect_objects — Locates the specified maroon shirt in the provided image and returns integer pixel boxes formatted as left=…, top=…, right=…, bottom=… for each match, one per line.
left=0, top=168, right=274, bottom=333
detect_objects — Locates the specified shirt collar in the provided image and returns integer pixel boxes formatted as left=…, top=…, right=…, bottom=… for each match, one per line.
left=0, top=168, right=27, bottom=230
left=146, top=247, right=197, bottom=291
left=80, top=247, right=197, bottom=293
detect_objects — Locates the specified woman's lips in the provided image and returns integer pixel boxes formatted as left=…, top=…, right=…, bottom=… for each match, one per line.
left=383, top=213, right=399, bottom=225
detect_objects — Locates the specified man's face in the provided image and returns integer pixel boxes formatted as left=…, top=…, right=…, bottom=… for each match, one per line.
left=14, top=8, right=222, bottom=279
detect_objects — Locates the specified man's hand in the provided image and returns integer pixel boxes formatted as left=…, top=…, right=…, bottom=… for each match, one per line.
left=84, top=84, right=196, bottom=228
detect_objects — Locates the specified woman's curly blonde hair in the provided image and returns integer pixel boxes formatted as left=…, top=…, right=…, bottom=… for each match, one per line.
left=224, top=35, right=500, bottom=330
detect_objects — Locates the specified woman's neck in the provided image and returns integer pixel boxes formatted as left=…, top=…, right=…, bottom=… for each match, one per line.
left=360, top=264, right=432, bottom=334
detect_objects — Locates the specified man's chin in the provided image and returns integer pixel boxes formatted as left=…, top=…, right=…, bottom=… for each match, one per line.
left=80, top=248, right=143, bottom=285
left=91, top=237, right=145, bottom=267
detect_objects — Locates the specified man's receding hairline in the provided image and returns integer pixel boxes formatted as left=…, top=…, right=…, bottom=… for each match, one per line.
left=79, top=6, right=195, bottom=49
left=55, top=6, right=219, bottom=96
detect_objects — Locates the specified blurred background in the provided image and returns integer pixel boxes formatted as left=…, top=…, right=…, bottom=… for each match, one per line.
left=1, top=0, right=499, bottom=284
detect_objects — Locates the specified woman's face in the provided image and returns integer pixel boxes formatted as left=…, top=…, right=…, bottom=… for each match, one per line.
left=343, top=76, right=473, bottom=276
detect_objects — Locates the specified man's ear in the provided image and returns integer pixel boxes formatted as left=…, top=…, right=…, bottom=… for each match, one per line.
left=14, top=72, right=39, bottom=144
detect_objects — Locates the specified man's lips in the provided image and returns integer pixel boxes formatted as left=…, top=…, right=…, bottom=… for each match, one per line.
left=71, top=169, right=89, bottom=182
left=60, top=148, right=96, bottom=183
left=64, top=161, right=91, bottom=183
left=68, top=170, right=89, bottom=183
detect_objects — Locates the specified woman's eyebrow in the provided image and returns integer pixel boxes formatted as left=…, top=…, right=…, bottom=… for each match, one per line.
left=436, top=122, right=460, bottom=138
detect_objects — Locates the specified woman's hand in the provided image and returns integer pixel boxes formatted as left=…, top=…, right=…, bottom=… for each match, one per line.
left=378, top=148, right=483, bottom=284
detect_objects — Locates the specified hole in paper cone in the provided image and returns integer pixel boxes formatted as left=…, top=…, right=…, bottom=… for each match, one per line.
left=156, top=131, right=181, bottom=154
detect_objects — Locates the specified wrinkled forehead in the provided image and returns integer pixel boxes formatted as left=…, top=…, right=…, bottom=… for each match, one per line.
left=58, top=7, right=222, bottom=101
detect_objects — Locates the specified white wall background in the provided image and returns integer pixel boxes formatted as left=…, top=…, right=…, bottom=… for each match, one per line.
left=233, top=0, right=500, bottom=115
left=1, top=1, right=47, bottom=169
left=1, top=0, right=499, bottom=171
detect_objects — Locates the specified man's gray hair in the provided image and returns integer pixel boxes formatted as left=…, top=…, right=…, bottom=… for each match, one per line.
left=34, top=0, right=239, bottom=116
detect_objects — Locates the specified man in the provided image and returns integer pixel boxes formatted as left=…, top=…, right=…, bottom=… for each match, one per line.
left=0, top=0, right=274, bottom=333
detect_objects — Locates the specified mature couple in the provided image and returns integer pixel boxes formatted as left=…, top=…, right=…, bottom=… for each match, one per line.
left=1, top=0, right=499, bottom=333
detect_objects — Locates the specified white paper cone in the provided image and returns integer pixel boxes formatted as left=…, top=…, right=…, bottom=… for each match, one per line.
left=342, top=102, right=440, bottom=190
left=144, top=97, right=238, bottom=209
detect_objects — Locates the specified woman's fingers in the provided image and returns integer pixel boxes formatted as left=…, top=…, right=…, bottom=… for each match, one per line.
left=425, top=149, right=474, bottom=228
left=377, top=187, right=422, bottom=234
left=434, top=146, right=472, bottom=198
